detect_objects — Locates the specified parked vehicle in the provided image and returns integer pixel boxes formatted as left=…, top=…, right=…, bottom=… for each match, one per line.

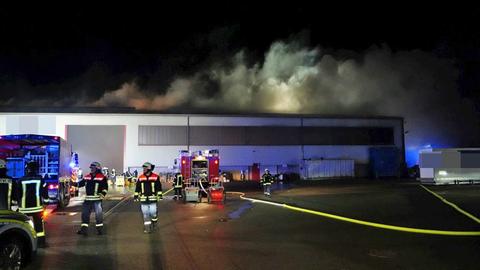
left=0, top=134, right=75, bottom=208
left=0, top=210, right=37, bottom=269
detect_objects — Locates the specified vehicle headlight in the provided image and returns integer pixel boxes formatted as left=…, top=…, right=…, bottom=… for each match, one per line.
left=27, top=219, right=35, bottom=229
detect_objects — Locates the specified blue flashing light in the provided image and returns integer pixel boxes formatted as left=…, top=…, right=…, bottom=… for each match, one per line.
left=406, top=140, right=453, bottom=168
left=405, top=148, right=419, bottom=167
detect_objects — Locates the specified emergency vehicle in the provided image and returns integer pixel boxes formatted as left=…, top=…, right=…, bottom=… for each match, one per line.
left=0, top=134, right=75, bottom=208
left=177, top=149, right=226, bottom=204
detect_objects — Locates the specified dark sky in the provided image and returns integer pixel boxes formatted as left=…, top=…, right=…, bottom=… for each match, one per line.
left=1, top=4, right=480, bottom=162
left=1, top=4, right=479, bottom=87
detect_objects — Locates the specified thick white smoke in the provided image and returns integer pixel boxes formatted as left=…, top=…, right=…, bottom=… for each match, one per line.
left=2, top=40, right=477, bottom=165
left=94, top=41, right=479, bottom=164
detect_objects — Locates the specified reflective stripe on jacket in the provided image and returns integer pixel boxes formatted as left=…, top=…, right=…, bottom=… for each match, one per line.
left=174, top=174, right=183, bottom=188
left=18, top=176, right=46, bottom=213
left=78, top=173, right=108, bottom=201
left=0, top=177, right=14, bottom=210
left=135, top=173, right=162, bottom=203
left=261, top=173, right=274, bottom=185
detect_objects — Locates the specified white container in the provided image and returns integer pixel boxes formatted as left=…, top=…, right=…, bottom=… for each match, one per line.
left=305, top=159, right=354, bottom=179
left=115, top=175, right=125, bottom=187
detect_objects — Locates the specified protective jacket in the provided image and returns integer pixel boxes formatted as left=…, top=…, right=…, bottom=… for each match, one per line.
left=0, top=176, right=15, bottom=210
left=261, top=173, right=274, bottom=186
left=78, top=172, right=108, bottom=201
left=135, top=173, right=163, bottom=203
left=17, top=175, right=47, bottom=213
left=174, top=174, right=183, bottom=189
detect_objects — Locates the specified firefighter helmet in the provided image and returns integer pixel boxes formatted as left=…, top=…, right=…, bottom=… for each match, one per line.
left=0, top=159, right=6, bottom=169
left=90, top=162, right=102, bottom=170
left=264, top=168, right=269, bottom=173
left=142, top=162, right=155, bottom=171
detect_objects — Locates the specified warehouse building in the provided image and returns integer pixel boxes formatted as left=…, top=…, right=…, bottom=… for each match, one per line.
left=0, top=109, right=405, bottom=180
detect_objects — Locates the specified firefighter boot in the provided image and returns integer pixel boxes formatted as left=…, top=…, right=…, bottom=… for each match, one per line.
left=97, top=226, right=103, bottom=235
left=144, top=224, right=152, bottom=234
left=77, top=226, right=88, bottom=236
left=151, top=219, right=158, bottom=231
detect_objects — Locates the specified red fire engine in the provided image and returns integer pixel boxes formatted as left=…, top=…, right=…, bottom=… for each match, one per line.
left=178, top=149, right=225, bottom=204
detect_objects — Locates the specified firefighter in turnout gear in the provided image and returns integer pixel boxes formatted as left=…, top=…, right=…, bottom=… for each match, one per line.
left=173, top=173, right=183, bottom=200
left=76, top=162, right=108, bottom=236
left=261, top=169, right=274, bottom=197
left=134, top=162, right=162, bottom=233
left=17, top=160, right=48, bottom=246
left=0, top=159, right=17, bottom=210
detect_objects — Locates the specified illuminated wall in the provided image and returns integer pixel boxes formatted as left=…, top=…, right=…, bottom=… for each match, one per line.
left=1, top=113, right=404, bottom=177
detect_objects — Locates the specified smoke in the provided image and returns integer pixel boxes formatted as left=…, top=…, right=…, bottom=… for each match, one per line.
left=93, top=41, right=479, bottom=162
left=1, top=40, right=478, bottom=165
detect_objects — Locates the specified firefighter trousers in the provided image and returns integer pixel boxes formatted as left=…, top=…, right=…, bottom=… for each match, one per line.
left=26, top=211, right=45, bottom=244
left=263, top=184, right=271, bottom=195
left=174, top=187, right=182, bottom=197
left=140, top=202, right=158, bottom=226
left=81, top=200, right=104, bottom=228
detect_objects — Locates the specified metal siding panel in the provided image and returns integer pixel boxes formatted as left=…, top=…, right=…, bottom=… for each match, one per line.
left=245, top=127, right=300, bottom=145
left=190, top=126, right=245, bottom=145
left=305, top=159, right=354, bottom=179
left=190, top=127, right=212, bottom=145
left=420, top=152, right=442, bottom=168
left=302, top=127, right=393, bottom=145
left=461, top=153, right=480, bottom=168
left=138, top=126, right=187, bottom=145
left=190, top=116, right=300, bottom=126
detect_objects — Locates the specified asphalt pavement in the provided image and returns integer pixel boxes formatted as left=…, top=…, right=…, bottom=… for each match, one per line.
left=25, top=181, right=480, bottom=270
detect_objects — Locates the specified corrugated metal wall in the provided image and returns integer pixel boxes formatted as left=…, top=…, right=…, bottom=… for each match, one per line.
left=139, top=126, right=394, bottom=146
left=245, top=127, right=300, bottom=145
left=190, top=126, right=244, bottom=145
left=138, top=126, right=187, bottom=145
left=305, top=159, right=355, bottom=179
left=302, top=127, right=393, bottom=145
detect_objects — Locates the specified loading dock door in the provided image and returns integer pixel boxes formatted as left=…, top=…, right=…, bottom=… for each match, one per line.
left=66, top=125, right=125, bottom=174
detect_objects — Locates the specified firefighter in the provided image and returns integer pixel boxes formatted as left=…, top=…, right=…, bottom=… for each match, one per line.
left=261, top=169, right=274, bottom=196
left=173, top=172, right=183, bottom=200
left=111, top=168, right=116, bottom=186
left=134, top=162, right=162, bottom=233
left=0, top=159, right=16, bottom=210
left=77, top=168, right=83, bottom=180
left=76, top=161, right=108, bottom=236
left=17, top=160, right=48, bottom=246
left=125, top=170, right=133, bottom=186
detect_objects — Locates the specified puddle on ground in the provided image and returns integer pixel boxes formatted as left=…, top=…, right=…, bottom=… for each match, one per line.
left=228, top=201, right=253, bottom=219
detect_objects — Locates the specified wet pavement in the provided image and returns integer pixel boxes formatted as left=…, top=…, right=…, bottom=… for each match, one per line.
left=25, top=180, right=480, bottom=270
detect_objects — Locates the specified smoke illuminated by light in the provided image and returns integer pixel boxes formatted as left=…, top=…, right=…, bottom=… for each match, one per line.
left=1, top=41, right=478, bottom=166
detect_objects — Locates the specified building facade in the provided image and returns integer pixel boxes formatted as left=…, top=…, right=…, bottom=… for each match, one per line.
left=0, top=112, right=405, bottom=179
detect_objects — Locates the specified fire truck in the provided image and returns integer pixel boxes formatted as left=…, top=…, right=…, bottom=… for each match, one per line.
left=0, top=134, right=75, bottom=208
left=177, top=149, right=226, bottom=204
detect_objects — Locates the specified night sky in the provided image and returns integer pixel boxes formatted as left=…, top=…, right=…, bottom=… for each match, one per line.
left=1, top=4, right=480, bottom=164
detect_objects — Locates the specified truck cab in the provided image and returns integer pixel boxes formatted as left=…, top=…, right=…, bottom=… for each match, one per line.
left=177, top=149, right=225, bottom=204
